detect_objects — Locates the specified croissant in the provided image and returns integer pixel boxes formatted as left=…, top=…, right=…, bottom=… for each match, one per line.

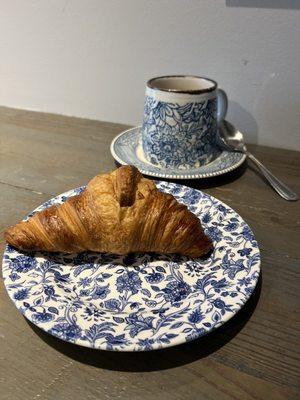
left=4, top=166, right=212, bottom=257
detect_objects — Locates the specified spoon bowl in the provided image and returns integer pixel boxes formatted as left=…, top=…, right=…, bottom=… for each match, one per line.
left=219, top=120, right=247, bottom=153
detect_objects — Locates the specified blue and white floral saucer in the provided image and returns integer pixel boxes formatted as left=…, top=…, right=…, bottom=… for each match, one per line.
left=2, top=182, right=260, bottom=351
left=110, top=127, right=246, bottom=179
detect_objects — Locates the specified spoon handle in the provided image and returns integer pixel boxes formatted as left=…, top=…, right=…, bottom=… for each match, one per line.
left=246, top=152, right=298, bottom=201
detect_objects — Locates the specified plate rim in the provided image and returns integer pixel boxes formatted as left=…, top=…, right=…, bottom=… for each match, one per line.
left=110, top=126, right=247, bottom=179
left=2, top=182, right=260, bottom=352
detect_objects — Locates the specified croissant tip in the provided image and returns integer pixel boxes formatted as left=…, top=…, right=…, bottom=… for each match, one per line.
left=4, top=224, right=32, bottom=252
left=4, top=226, right=15, bottom=247
left=188, top=234, right=213, bottom=258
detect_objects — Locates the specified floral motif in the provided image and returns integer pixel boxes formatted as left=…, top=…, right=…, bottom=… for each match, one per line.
left=32, top=312, right=54, bottom=323
left=188, top=309, right=203, bottom=324
left=125, top=313, right=155, bottom=338
left=137, top=338, right=155, bottom=351
left=83, top=306, right=105, bottom=321
left=162, top=281, right=191, bottom=304
left=49, top=323, right=81, bottom=341
left=222, top=252, right=247, bottom=279
left=225, top=222, right=239, bottom=232
left=145, top=272, right=164, bottom=284
left=184, top=261, right=204, bottom=277
left=238, top=248, right=252, bottom=257
left=78, top=277, right=92, bottom=287
left=9, top=273, right=20, bottom=281
left=13, top=288, right=30, bottom=301
left=202, top=212, right=212, bottom=224
left=90, top=284, right=110, bottom=300
left=116, top=271, right=142, bottom=295
left=2, top=182, right=260, bottom=351
left=44, top=285, right=58, bottom=302
left=13, top=255, right=37, bottom=273
left=210, top=278, right=229, bottom=293
left=205, top=226, right=222, bottom=242
left=218, top=204, right=227, bottom=213
left=105, top=334, right=129, bottom=350
left=142, top=96, right=219, bottom=169
left=241, top=225, right=255, bottom=242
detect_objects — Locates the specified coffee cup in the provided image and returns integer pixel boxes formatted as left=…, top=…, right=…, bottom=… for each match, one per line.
left=141, top=75, right=228, bottom=169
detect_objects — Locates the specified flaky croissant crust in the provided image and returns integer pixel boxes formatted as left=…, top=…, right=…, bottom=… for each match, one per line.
left=5, top=166, right=212, bottom=257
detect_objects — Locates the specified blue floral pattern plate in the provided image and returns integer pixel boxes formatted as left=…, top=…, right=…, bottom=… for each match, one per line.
left=110, top=127, right=246, bottom=179
left=2, top=182, right=260, bottom=351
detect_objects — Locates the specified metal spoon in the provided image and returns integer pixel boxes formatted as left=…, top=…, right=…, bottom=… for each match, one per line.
left=219, top=120, right=298, bottom=201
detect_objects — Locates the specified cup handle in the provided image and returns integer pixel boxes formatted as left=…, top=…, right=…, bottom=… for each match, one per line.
left=217, top=88, right=228, bottom=123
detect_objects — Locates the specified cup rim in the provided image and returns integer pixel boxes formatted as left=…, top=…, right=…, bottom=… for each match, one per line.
left=147, top=75, right=218, bottom=94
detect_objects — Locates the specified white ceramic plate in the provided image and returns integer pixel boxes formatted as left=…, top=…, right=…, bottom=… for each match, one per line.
left=2, top=182, right=260, bottom=351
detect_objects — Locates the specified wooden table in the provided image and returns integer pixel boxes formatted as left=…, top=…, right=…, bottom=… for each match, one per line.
left=0, top=106, right=299, bottom=400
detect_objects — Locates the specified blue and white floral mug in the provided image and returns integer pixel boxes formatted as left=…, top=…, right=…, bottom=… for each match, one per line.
left=141, top=75, right=228, bottom=169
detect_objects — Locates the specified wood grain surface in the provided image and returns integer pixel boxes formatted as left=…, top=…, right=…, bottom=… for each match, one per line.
left=0, top=106, right=299, bottom=400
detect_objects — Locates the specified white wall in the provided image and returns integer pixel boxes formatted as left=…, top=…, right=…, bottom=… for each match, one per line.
left=0, top=0, right=299, bottom=150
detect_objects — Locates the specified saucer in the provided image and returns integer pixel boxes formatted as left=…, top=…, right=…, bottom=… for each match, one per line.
left=110, top=126, right=246, bottom=180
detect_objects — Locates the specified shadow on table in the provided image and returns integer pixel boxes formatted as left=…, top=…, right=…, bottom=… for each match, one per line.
left=26, top=274, right=262, bottom=372
left=114, top=159, right=248, bottom=190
